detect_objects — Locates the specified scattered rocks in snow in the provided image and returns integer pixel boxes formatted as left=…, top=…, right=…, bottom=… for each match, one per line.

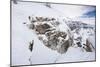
left=72, top=27, right=95, bottom=52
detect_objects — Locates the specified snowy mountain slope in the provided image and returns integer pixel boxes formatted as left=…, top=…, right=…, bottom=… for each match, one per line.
left=11, top=1, right=65, bottom=65
left=11, top=1, right=96, bottom=66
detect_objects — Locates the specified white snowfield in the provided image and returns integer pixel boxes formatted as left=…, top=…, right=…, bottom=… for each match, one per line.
left=11, top=1, right=96, bottom=66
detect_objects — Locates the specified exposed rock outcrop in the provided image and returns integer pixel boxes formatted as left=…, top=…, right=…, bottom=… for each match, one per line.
left=27, top=16, right=73, bottom=54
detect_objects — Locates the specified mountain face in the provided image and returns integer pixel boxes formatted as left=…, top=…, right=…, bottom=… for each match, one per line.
left=26, top=16, right=73, bottom=54
left=12, top=1, right=96, bottom=66
left=65, top=20, right=95, bottom=30
left=26, top=16, right=95, bottom=54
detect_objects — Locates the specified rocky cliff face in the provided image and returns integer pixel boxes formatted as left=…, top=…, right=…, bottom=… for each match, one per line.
left=26, top=15, right=95, bottom=54
left=27, top=16, right=73, bottom=54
